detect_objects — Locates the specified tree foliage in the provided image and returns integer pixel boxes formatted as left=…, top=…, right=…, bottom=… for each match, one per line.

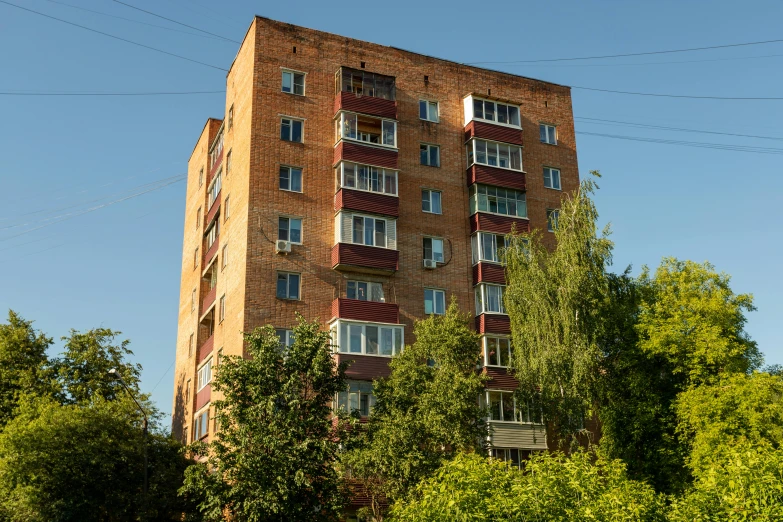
left=180, top=316, right=349, bottom=522
left=389, top=451, right=666, bottom=522
left=504, top=173, right=613, bottom=441
left=342, top=301, right=487, bottom=520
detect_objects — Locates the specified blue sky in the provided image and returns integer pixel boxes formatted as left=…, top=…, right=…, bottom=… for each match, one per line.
left=1, top=0, right=781, bottom=422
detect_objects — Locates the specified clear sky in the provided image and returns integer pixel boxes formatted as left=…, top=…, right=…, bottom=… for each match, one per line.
left=1, top=0, right=781, bottom=423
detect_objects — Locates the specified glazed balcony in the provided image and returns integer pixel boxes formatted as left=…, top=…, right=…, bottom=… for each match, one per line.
left=331, top=243, right=398, bottom=273
left=331, top=298, right=399, bottom=324
left=335, top=188, right=399, bottom=217
left=335, top=66, right=396, bottom=119
left=464, top=120, right=523, bottom=146
left=475, top=313, right=511, bottom=335
left=473, top=262, right=506, bottom=285
left=470, top=213, right=530, bottom=235
left=467, top=164, right=526, bottom=191
left=488, top=422, right=547, bottom=451
left=206, top=190, right=221, bottom=225
left=203, top=234, right=219, bottom=265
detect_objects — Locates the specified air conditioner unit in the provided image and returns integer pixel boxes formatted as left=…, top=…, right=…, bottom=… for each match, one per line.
left=275, top=240, right=292, bottom=254
left=423, top=259, right=437, bottom=269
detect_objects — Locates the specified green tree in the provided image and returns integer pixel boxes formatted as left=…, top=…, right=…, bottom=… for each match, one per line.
left=180, top=316, right=349, bottom=522
left=504, top=174, right=613, bottom=442
left=342, top=301, right=487, bottom=521
left=389, top=451, right=666, bottom=522
left=0, top=311, right=54, bottom=428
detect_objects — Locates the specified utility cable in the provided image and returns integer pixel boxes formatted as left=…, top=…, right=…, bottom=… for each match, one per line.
left=112, top=0, right=240, bottom=43
left=576, top=131, right=783, bottom=154
left=570, top=85, right=783, bottom=100
left=0, top=90, right=225, bottom=96
left=466, top=37, right=783, bottom=64
left=0, top=0, right=228, bottom=72
left=575, top=116, right=783, bottom=141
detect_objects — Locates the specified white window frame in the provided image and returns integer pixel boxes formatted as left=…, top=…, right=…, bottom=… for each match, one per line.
left=206, top=221, right=218, bottom=249
left=275, top=329, right=295, bottom=348
left=279, top=165, right=303, bottom=193
left=208, top=170, right=222, bottom=207
left=194, top=408, right=210, bottom=440
left=281, top=69, right=306, bottom=96
left=336, top=111, right=397, bottom=149
left=332, top=319, right=404, bottom=357
left=336, top=381, right=376, bottom=417
left=540, top=123, right=557, bottom=145
left=484, top=390, right=541, bottom=424
left=338, top=162, right=398, bottom=197
left=223, top=195, right=230, bottom=222
left=471, top=232, right=509, bottom=265
left=475, top=283, right=506, bottom=314
left=469, top=95, right=521, bottom=128
left=490, top=448, right=525, bottom=469
left=483, top=335, right=512, bottom=367
left=423, top=237, right=444, bottom=263
left=352, top=215, right=387, bottom=248
left=547, top=209, right=560, bottom=232
left=346, top=280, right=385, bottom=302
left=280, top=117, right=304, bottom=143
left=420, top=143, right=440, bottom=167
left=424, top=288, right=446, bottom=315
left=466, top=138, right=523, bottom=172
left=278, top=215, right=303, bottom=244
left=197, top=357, right=212, bottom=391
left=469, top=184, right=527, bottom=219
left=421, top=189, right=442, bottom=214
left=419, top=99, right=439, bottom=122
left=276, top=272, right=301, bottom=300
left=543, top=167, right=561, bottom=190
left=218, top=294, right=225, bottom=323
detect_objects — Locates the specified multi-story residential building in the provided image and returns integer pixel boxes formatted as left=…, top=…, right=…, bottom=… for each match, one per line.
left=172, top=16, right=579, bottom=516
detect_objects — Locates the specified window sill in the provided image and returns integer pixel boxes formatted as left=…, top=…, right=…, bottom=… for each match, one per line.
left=419, top=118, right=440, bottom=124
left=420, top=163, right=441, bottom=168
left=276, top=297, right=301, bottom=302
left=540, top=141, right=558, bottom=146
left=468, top=161, right=525, bottom=174
left=337, top=137, right=398, bottom=151
left=336, top=351, right=398, bottom=358
left=543, top=186, right=562, bottom=191
left=281, top=139, right=305, bottom=145
left=421, top=210, right=442, bottom=215
left=340, top=186, right=399, bottom=198
left=340, top=242, right=397, bottom=252
left=477, top=311, right=508, bottom=316
left=472, top=210, right=529, bottom=221
left=470, top=117, right=522, bottom=130
left=281, top=91, right=306, bottom=97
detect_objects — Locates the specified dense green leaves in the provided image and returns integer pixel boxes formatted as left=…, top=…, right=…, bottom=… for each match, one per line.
left=180, top=315, right=348, bottom=522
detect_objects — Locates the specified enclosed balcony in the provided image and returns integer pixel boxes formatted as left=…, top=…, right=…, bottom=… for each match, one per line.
left=332, top=211, right=398, bottom=273
left=329, top=318, right=403, bottom=380
left=208, top=123, right=224, bottom=183
left=334, top=67, right=396, bottom=119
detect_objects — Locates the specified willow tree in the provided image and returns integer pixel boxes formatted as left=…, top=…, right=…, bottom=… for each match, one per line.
left=504, top=173, right=613, bottom=443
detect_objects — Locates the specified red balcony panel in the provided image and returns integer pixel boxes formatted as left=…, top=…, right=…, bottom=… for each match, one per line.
left=484, top=366, right=519, bottom=391
left=335, top=188, right=399, bottom=217
left=464, top=120, right=524, bottom=146
left=470, top=213, right=530, bottom=235
left=205, top=191, right=221, bottom=225
left=203, top=235, right=219, bottom=265
left=208, top=151, right=222, bottom=183
left=334, top=141, right=398, bottom=170
left=195, top=384, right=211, bottom=411
left=473, top=262, right=506, bottom=285
left=335, top=91, right=397, bottom=120
left=332, top=298, right=399, bottom=324
left=468, top=164, right=526, bottom=191
left=331, top=243, right=398, bottom=272
left=335, top=353, right=392, bottom=380
left=201, top=285, right=217, bottom=316
left=198, top=334, right=214, bottom=363
left=475, top=313, right=511, bottom=335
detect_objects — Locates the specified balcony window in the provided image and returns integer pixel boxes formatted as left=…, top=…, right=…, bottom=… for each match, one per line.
left=484, top=336, right=512, bottom=367
left=206, top=221, right=218, bottom=250
left=209, top=128, right=224, bottom=170
left=282, top=70, right=305, bottom=96
left=336, top=212, right=397, bottom=250
left=482, top=391, right=541, bottom=423
left=466, top=139, right=522, bottom=171
left=334, top=320, right=403, bottom=356
left=465, top=95, right=520, bottom=127
left=423, top=237, right=444, bottom=263
left=475, top=283, right=506, bottom=314
left=208, top=171, right=222, bottom=207
left=471, top=232, right=509, bottom=264
left=278, top=216, right=302, bottom=244
left=336, top=381, right=376, bottom=417
left=281, top=117, right=303, bottom=143
left=347, top=281, right=384, bottom=302
left=419, top=100, right=439, bottom=122
left=336, top=67, right=396, bottom=100
left=469, top=185, right=527, bottom=218
left=280, top=166, right=303, bottom=192
left=336, top=112, right=396, bottom=148
left=338, top=162, right=397, bottom=196
left=424, top=288, right=446, bottom=315
left=276, top=272, right=300, bottom=300
left=197, top=357, right=212, bottom=391
left=490, top=448, right=524, bottom=469
left=194, top=409, right=209, bottom=440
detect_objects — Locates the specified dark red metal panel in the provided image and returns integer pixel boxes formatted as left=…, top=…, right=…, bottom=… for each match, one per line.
left=195, top=384, right=211, bottom=410
left=331, top=243, right=398, bottom=272
left=208, top=150, right=222, bottom=183
left=484, top=367, right=519, bottom=391
left=464, top=120, right=523, bottom=146
left=334, top=141, right=398, bottom=170
left=335, top=91, right=397, bottom=120
left=336, top=353, right=392, bottom=380
left=468, top=164, right=526, bottom=191
left=332, top=298, right=399, bottom=324
left=470, top=213, right=530, bottom=235
left=335, top=188, right=399, bottom=217
left=473, top=262, right=506, bottom=285
left=203, top=235, right=219, bottom=265
left=201, top=286, right=217, bottom=315
left=475, top=313, right=511, bottom=334
left=205, top=190, right=221, bottom=225
left=198, top=334, right=214, bottom=363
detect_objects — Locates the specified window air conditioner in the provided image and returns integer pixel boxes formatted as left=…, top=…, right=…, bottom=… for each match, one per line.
left=423, top=259, right=437, bottom=269
left=275, top=240, right=292, bottom=254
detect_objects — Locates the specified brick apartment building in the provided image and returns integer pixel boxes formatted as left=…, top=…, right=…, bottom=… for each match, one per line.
left=172, top=16, right=579, bottom=515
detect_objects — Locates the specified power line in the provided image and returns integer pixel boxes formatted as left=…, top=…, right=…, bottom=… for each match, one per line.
left=575, top=116, right=783, bottom=141
left=507, top=52, right=783, bottom=68
left=576, top=131, right=783, bottom=154
left=466, top=37, right=783, bottom=64
left=112, top=0, right=240, bottom=43
left=570, top=85, right=783, bottom=100
left=0, top=0, right=228, bottom=72
left=0, top=90, right=224, bottom=96
left=42, top=0, right=227, bottom=41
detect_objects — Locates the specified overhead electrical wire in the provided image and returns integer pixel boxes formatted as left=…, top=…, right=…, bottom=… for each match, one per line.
left=0, top=0, right=228, bottom=71
left=0, top=90, right=225, bottom=96
left=111, top=0, right=240, bottom=43
left=466, top=37, right=783, bottom=64
left=575, top=116, right=783, bottom=141
left=570, top=85, right=783, bottom=100
left=576, top=131, right=783, bottom=154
